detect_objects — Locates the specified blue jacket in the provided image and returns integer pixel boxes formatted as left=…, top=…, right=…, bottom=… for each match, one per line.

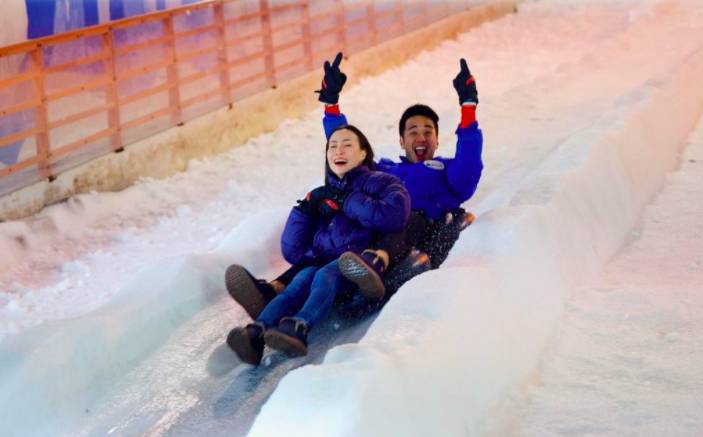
left=324, top=112, right=483, bottom=220
left=281, top=165, right=410, bottom=265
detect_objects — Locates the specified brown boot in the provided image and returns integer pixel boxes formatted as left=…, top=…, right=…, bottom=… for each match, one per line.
left=339, top=250, right=387, bottom=300
left=226, top=322, right=265, bottom=365
left=225, top=264, right=277, bottom=319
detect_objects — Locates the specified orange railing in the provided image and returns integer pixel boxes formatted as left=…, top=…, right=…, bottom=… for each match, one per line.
left=0, top=0, right=471, bottom=196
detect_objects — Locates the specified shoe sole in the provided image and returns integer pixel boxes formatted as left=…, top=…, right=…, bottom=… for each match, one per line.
left=384, top=250, right=432, bottom=292
left=226, top=327, right=262, bottom=366
left=264, top=330, right=308, bottom=357
left=338, top=252, right=386, bottom=300
left=225, top=265, right=266, bottom=319
left=460, top=212, right=475, bottom=230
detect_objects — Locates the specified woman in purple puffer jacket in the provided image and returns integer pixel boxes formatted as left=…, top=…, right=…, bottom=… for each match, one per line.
left=227, top=125, right=410, bottom=365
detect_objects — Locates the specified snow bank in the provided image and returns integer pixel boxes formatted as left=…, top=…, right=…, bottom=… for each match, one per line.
left=515, top=102, right=703, bottom=437
left=247, top=38, right=703, bottom=437
left=0, top=210, right=286, bottom=435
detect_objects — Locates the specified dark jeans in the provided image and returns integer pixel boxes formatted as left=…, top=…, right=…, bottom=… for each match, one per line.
left=257, top=259, right=354, bottom=329
left=273, top=256, right=321, bottom=286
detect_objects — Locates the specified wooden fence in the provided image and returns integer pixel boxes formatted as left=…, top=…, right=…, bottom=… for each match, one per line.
left=0, top=0, right=474, bottom=197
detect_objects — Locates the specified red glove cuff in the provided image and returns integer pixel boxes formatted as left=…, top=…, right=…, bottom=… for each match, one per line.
left=460, top=104, right=476, bottom=128
left=323, top=199, right=339, bottom=211
left=324, top=104, right=341, bottom=115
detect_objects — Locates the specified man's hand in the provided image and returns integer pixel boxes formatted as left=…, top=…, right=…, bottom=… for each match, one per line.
left=316, top=52, right=347, bottom=105
left=452, top=58, right=478, bottom=105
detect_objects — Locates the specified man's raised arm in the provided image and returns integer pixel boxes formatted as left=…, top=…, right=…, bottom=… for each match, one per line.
left=447, top=58, right=483, bottom=200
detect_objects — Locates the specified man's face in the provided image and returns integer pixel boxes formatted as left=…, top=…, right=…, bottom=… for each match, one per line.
left=399, top=115, right=438, bottom=163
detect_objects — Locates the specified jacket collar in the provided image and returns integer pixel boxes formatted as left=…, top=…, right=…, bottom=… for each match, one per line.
left=399, top=155, right=443, bottom=164
left=326, top=165, right=370, bottom=190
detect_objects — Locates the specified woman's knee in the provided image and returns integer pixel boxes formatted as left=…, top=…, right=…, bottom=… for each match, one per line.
left=311, top=260, right=340, bottom=287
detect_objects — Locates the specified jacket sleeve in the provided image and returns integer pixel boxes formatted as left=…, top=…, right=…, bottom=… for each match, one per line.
left=445, top=121, right=484, bottom=201
left=342, top=173, right=410, bottom=233
left=280, top=207, right=319, bottom=265
left=323, top=110, right=348, bottom=140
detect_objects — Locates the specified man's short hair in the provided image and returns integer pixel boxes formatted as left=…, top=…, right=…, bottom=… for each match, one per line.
left=398, top=104, right=439, bottom=137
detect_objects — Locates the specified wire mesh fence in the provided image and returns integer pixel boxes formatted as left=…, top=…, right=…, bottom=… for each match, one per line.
left=0, top=0, right=477, bottom=196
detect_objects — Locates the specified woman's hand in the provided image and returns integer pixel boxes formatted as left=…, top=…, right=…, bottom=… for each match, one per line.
left=302, top=185, right=345, bottom=218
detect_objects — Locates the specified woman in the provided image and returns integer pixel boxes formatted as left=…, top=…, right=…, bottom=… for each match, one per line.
left=227, top=125, right=410, bottom=365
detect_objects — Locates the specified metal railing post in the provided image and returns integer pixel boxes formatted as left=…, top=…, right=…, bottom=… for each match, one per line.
left=214, top=1, right=232, bottom=105
left=102, top=30, right=123, bottom=152
left=259, top=0, right=276, bottom=88
left=397, top=0, right=406, bottom=34
left=163, top=14, right=183, bottom=125
left=366, top=1, right=377, bottom=46
left=335, top=0, right=347, bottom=55
left=302, top=0, right=313, bottom=70
left=29, top=47, right=51, bottom=180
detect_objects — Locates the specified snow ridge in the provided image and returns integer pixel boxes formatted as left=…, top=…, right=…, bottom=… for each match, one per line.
left=0, top=211, right=287, bottom=435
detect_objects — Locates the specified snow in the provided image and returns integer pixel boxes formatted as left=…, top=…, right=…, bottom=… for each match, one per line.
left=1, top=0, right=703, bottom=436
left=511, top=115, right=703, bottom=436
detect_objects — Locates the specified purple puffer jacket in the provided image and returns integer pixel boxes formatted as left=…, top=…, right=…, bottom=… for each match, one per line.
left=281, top=165, right=410, bottom=265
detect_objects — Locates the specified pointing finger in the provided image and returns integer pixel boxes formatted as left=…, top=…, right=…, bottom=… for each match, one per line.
left=332, top=52, right=343, bottom=69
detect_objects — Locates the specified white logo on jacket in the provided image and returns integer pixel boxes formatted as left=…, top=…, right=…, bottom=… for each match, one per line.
left=423, top=159, right=445, bottom=170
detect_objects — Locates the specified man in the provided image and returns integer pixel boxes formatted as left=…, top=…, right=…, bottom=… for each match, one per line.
left=225, top=53, right=483, bottom=320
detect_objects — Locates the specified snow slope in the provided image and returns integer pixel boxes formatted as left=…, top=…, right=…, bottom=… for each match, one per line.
left=512, top=109, right=703, bottom=436
left=1, top=0, right=703, bottom=436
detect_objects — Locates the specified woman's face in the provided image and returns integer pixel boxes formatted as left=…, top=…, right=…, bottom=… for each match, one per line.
left=327, top=129, right=367, bottom=178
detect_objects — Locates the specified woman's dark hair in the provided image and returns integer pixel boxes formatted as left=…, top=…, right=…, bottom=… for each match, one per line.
left=325, top=124, right=375, bottom=181
left=398, top=104, right=439, bottom=137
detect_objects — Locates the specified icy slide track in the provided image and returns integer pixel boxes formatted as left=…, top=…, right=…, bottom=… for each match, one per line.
left=2, top=1, right=703, bottom=436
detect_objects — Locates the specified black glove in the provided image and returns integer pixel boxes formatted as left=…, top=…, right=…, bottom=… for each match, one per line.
left=297, top=185, right=346, bottom=218
left=295, top=197, right=317, bottom=216
left=311, top=185, right=346, bottom=218
left=452, top=58, right=478, bottom=105
left=315, top=52, right=347, bottom=104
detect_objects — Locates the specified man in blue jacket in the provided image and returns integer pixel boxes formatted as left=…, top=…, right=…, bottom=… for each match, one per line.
left=226, top=53, right=483, bottom=318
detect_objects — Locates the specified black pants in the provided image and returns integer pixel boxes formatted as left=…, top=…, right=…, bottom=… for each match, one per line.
left=405, top=210, right=465, bottom=269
